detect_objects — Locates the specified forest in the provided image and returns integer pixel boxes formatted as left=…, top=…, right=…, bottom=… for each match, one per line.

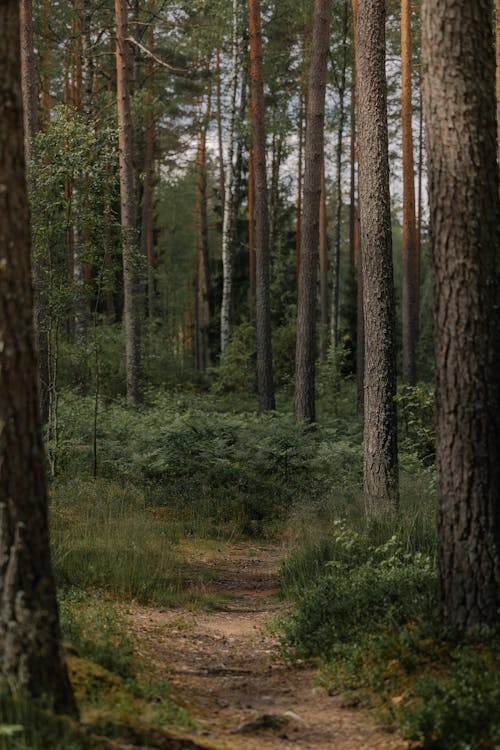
left=0, top=0, right=499, bottom=748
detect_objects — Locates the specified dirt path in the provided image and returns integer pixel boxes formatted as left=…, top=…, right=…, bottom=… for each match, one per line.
left=127, top=543, right=406, bottom=750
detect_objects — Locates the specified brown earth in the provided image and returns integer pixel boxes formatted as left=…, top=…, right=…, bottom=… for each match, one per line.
left=126, top=543, right=407, bottom=750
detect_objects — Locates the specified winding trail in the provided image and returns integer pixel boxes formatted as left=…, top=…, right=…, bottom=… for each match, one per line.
left=127, top=543, right=406, bottom=749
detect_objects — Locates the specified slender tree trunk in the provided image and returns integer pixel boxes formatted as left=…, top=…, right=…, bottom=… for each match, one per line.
left=141, top=0, right=156, bottom=320
left=248, top=143, right=256, bottom=304
left=319, top=161, right=329, bottom=361
left=216, top=46, right=226, bottom=214
left=0, top=0, right=76, bottom=714
left=19, top=0, right=50, bottom=425
left=401, top=0, right=419, bottom=385
left=351, top=0, right=364, bottom=410
left=115, top=0, right=142, bottom=403
left=248, top=0, right=275, bottom=412
left=331, top=0, right=349, bottom=350
left=294, top=0, right=333, bottom=423
left=40, top=0, right=51, bottom=124
left=195, top=96, right=212, bottom=371
left=356, top=0, right=399, bottom=516
left=221, top=0, right=239, bottom=354
left=296, top=89, right=305, bottom=281
left=423, top=0, right=500, bottom=629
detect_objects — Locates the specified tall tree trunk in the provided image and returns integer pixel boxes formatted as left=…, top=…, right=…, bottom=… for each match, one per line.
left=248, top=143, right=256, bottom=304
left=423, top=0, right=500, bottom=629
left=356, top=0, right=399, bottom=515
left=401, top=0, right=419, bottom=385
left=195, top=96, right=212, bottom=372
left=331, top=0, right=349, bottom=350
left=141, top=0, right=156, bottom=320
left=319, top=161, right=329, bottom=361
left=248, top=0, right=275, bottom=412
left=115, top=0, right=142, bottom=403
left=19, top=0, right=50, bottom=425
left=40, top=0, right=51, bottom=124
left=215, top=45, right=226, bottom=215
left=294, top=0, right=333, bottom=423
left=351, top=0, right=364, bottom=410
left=496, top=0, right=500, bottom=160
left=0, top=0, right=76, bottom=714
left=296, top=89, right=305, bottom=281
left=221, top=0, right=239, bottom=354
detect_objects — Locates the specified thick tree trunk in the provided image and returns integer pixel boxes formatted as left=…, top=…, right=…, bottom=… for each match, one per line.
left=221, top=0, right=239, bottom=354
left=356, top=0, right=399, bottom=516
left=422, top=0, right=500, bottom=629
left=401, top=0, right=419, bottom=385
left=497, top=0, right=500, bottom=159
left=248, top=0, right=275, bottom=412
left=0, top=0, right=76, bottom=714
left=294, top=0, right=333, bottom=423
left=115, top=0, right=142, bottom=403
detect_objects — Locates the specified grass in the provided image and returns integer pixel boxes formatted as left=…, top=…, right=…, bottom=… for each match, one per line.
left=51, top=478, right=223, bottom=609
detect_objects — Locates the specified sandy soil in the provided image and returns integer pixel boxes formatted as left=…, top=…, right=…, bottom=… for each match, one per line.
left=126, top=543, right=407, bottom=750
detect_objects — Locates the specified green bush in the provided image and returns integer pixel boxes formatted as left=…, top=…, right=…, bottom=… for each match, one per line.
left=281, top=530, right=437, bottom=658
left=399, top=646, right=500, bottom=750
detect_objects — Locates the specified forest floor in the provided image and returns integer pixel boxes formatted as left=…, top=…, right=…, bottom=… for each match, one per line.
left=125, top=541, right=406, bottom=750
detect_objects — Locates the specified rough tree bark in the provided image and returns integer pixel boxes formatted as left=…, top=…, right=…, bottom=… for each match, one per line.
left=0, top=0, right=76, bottom=713
left=356, top=0, right=399, bottom=515
left=422, top=0, right=500, bottom=629
left=195, top=95, right=212, bottom=372
left=401, top=0, right=419, bottom=385
left=497, top=0, right=500, bottom=159
left=221, top=0, right=239, bottom=354
left=248, top=0, right=275, bottom=412
left=115, top=0, right=142, bottom=403
left=294, top=0, right=333, bottom=423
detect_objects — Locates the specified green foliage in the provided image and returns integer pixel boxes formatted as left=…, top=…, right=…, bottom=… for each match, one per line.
left=281, top=528, right=437, bottom=658
left=59, top=590, right=134, bottom=678
left=395, top=383, right=436, bottom=465
left=0, top=694, right=91, bottom=750
left=51, top=479, right=218, bottom=607
left=399, top=646, right=500, bottom=750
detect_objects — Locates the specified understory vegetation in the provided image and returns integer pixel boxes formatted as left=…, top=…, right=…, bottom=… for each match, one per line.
left=11, top=357, right=485, bottom=750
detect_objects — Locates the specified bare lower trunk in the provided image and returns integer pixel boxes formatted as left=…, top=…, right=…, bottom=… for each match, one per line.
left=115, top=0, right=142, bottom=402
left=294, top=0, right=333, bottom=423
left=0, top=1, right=76, bottom=714
left=401, top=0, right=419, bottom=385
left=221, top=0, right=239, bottom=354
left=356, top=0, right=399, bottom=516
left=248, top=0, right=275, bottom=412
left=319, top=163, right=329, bottom=361
left=331, top=0, right=349, bottom=350
left=423, top=0, right=500, bottom=629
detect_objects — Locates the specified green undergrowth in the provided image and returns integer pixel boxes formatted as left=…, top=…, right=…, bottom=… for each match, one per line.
left=50, top=387, right=367, bottom=535
left=0, top=591, right=200, bottom=749
left=280, top=517, right=500, bottom=750
left=51, top=479, right=224, bottom=609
